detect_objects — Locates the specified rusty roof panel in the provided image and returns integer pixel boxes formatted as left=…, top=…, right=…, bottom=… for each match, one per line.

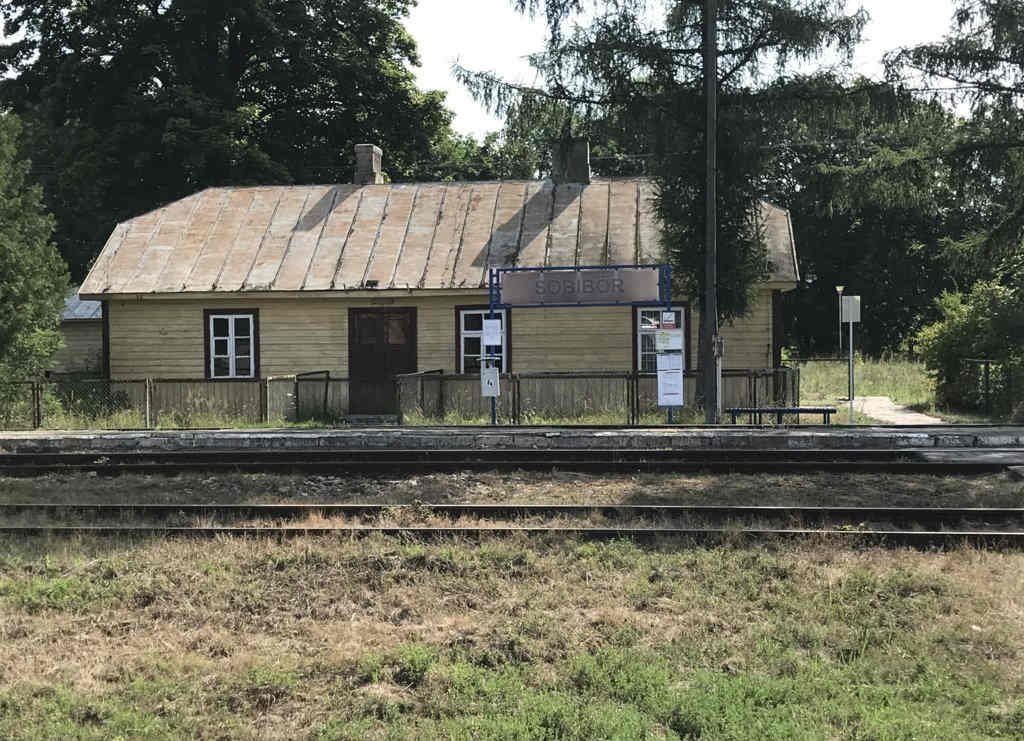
left=452, top=183, right=500, bottom=288
left=392, top=185, right=443, bottom=288
left=516, top=181, right=554, bottom=268
left=79, top=223, right=127, bottom=295
left=546, top=183, right=583, bottom=267
left=244, top=187, right=310, bottom=290
left=636, top=180, right=661, bottom=265
left=302, top=186, right=359, bottom=290
left=80, top=179, right=799, bottom=297
left=272, top=185, right=336, bottom=291
left=364, top=184, right=416, bottom=288
left=129, top=192, right=206, bottom=293
left=421, top=184, right=471, bottom=289
left=607, top=181, right=638, bottom=265
left=487, top=182, right=527, bottom=270
left=216, top=187, right=284, bottom=291
left=334, top=185, right=389, bottom=288
left=153, top=189, right=227, bottom=292
left=183, top=188, right=254, bottom=291
left=577, top=182, right=609, bottom=266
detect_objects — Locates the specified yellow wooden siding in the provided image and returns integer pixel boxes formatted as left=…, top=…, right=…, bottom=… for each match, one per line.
left=51, top=322, right=103, bottom=374
left=106, top=289, right=774, bottom=379
left=688, top=289, right=773, bottom=370
left=511, top=307, right=634, bottom=372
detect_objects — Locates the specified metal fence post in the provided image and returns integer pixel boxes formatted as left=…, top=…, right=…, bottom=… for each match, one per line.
left=984, top=361, right=991, bottom=418
left=514, top=374, right=522, bottom=425
left=261, top=379, right=269, bottom=423
left=395, top=378, right=403, bottom=425
left=32, top=381, right=41, bottom=429
left=145, top=378, right=152, bottom=428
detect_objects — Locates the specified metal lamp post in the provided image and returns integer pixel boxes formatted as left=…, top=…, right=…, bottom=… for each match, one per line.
left=835, top=285, right=844, bottom=355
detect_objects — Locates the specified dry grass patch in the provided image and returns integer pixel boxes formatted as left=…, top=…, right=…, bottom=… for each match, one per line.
left=0, top=534, right=1022, bottom=738
left=1, top=470, right=1022, bottom=509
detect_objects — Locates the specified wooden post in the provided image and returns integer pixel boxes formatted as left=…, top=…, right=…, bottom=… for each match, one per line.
left=145, top=378, right=152, bottom=428
left=260, top=379, right=269, bottom=423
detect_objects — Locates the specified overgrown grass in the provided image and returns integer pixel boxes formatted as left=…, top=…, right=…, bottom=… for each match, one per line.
left=796, top=356, right=935, bottom=407
left=0, top=536, right=1021, bottom=739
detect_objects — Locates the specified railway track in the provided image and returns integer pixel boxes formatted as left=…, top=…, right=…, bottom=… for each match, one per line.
left=3, top=503, right=1023, bottom=547
left=1, top=447, right=1022, bottom=475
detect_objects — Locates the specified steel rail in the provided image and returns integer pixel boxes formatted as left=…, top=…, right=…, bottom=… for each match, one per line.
left=0, top=448, right=1020, bottom=476
left=1, top=525, right=1022, bottom=548
left=0, top=448, right=1009, bottom=463
left=2, top=503, right=1022, bottom=525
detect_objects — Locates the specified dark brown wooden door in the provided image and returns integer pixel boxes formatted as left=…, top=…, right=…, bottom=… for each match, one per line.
left=348, top=308, right=417, bottom=414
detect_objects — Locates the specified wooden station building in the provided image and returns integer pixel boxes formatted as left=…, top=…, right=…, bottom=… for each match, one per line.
left=79, top=143, right=799, bottom=415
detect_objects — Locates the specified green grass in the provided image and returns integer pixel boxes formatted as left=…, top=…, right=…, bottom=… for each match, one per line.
left=795, top=356, right=935, bottom=407
left=0, top=535, right=1022, bottom=739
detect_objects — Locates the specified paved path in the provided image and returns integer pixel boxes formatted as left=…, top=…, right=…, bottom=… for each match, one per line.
left=853, top=395, right=945, bottom=425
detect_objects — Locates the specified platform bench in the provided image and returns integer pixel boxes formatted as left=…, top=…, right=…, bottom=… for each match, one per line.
left=726, top=406, right=839, bottom=425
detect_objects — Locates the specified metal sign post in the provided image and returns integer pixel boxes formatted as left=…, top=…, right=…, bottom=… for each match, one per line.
left=841, top=295, right=861, bottom=424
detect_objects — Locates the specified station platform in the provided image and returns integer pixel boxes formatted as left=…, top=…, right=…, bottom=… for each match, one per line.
left=0, top=425, right=1022, bottom=454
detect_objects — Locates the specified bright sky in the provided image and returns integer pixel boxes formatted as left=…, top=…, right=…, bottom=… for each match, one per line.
left=408, top=0, right=959, bottom=138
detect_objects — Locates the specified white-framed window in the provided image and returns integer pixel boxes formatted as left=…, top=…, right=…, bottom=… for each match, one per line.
left=637, top=306, right=684, bottom=372
left=458, top=309, right=507, bottom=373
left=208, top=312, right=256, bottom=378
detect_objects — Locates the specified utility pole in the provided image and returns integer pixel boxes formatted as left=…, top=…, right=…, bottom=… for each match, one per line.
left=703, top=0, right=720, bottom=424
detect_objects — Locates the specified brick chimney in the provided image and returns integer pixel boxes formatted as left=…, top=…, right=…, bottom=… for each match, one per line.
left=551, top=139, right=591, bottom=184
left=354, top=143, right=383, bottom=185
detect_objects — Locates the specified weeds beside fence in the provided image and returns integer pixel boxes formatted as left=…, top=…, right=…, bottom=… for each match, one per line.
left=954, top=359, right=1022, bottom=419
left=397, top=368, right=800, bottom=425
left=0, top=376, right=352, bottom=430
left=0, top=368, right=800, bottom=429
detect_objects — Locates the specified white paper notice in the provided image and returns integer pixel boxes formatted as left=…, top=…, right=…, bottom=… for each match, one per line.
left=481, top=365, right=500, bottom=397
left=655, top=329, right=683, bottom=352
left=482, top=318, right=503, bottom=347
left=656, top=353, right=684, bottom=406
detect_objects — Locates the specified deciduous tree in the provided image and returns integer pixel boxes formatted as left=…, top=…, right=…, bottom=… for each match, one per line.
left=0, top=0, right=463, bottom=279
left=0, top=113, right=68, bottom=379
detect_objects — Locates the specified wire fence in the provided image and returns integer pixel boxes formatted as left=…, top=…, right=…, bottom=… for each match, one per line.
left=396, top=368, right=800, bottom=425
left=0, top=376, right=354, bottom=430
left=1, top=368, right=801, bottom=429
left=956, top=359, right=1023, bottom=419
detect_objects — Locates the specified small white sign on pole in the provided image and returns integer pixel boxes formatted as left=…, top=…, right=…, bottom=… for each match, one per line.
left=656, top=353, right=684, bottom=407
left=481, top=365, right=500, bottom=397
left=661, top=310, right=677, bottom=329
left=482, top=319, right=503, bottom=347
left=841, top=295, right=861, bottom=323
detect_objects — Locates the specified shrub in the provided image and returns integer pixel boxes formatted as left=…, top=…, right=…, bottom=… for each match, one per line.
left=916, top=282, right=1024, bottom=409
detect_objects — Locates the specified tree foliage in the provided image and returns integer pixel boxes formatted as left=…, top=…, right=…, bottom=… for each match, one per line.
left=888, top=0, right=1024, bottom=281
left=0, top=0, right=467, bottom=279
left=769, top=77, right=988, bottom=356
left=458, top=0, right=866, bottom=324
left=0, top=113, right=68, bottom=378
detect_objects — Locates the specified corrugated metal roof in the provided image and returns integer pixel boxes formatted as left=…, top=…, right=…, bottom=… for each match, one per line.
left=62, top=287, right=102, bottom=321
left=80, top=180, right=799, bottom=296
